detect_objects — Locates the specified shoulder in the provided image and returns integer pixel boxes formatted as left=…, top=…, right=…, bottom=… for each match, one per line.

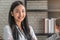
left=4, top=25, right=12, bottom=34
left=29, top=25, right=34, bottom=33
left=4, top=25, right=10, bottom=29
left=3, top=25, right=13, bottom=40
left=29, top=25, right=33, bottom=29
left=46, top=34, right=57, bottom=40
left=29, top=25, right=37, bottom=40
left=29, top=25, right=33, bottom=30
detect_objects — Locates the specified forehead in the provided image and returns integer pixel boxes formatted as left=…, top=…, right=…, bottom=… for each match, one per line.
left=14, top=4, right=25, bottom=10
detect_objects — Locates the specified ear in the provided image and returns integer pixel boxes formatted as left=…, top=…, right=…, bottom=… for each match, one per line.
left=11, top=12, right=13, bottom=16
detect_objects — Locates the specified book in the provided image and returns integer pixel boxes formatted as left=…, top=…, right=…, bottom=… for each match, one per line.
left=44, top=18, right=55, bottom=33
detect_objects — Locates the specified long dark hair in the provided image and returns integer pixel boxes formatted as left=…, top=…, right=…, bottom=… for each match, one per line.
left=8, top=1, right=31, bottom=40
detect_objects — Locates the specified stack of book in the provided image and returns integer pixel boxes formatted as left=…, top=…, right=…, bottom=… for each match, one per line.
left=44, top=18, right=56, bottom=33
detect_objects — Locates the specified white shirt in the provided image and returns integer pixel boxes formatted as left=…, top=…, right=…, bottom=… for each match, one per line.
left=46, top=33, right=60, bottom=40
left=3, top=25, right=37, bottom=40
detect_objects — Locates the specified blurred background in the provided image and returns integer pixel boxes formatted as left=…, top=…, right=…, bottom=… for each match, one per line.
left=0, top=0, right=60, bottom=40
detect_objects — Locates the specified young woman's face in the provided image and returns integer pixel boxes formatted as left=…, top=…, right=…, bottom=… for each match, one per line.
left=11, top=4, right=26, bottom=22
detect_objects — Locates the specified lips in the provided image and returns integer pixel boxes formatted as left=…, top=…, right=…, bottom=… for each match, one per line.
left=18, top=17, right=20, bottom=19
left=18, top=16, right=22, bottom=19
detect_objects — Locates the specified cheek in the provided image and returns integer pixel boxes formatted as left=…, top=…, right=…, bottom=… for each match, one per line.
left=57, top=28, right=60, bottom=31
left=23, top=13, right=26, bottom=18
left=59, top=28, right=60, bottom=31
left=13, top=13, right=18, bottom=19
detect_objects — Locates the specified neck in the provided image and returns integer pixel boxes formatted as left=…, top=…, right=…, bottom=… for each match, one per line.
left=15, top=20, right=22, bottom=31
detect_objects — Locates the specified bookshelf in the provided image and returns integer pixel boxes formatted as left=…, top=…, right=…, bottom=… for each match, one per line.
left=48, top=0, right=60, bottom=18
left=26, top=0, right=48, bottom=11
left=25, top=0, right=60, bottom=40
left=25, top=0, right=53, bottom=37
left=35, top=33, right=54, bottom=37
left=25, top=0, right=60, bottom=39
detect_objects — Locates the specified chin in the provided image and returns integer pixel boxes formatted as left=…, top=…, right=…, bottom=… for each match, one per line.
left=18, top=20, right=23, bottom=22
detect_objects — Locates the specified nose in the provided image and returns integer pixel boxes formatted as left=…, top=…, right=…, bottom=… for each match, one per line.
left=19, top=11, right=22, bottom=17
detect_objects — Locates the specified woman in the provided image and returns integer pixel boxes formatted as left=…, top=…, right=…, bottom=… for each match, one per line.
left=3, top=1, right=37, bottom=40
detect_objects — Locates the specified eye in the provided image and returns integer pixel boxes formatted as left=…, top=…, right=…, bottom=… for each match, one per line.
left=14, top=9, right=19, bottom=13
left=15, top=10, right=19, bottom=13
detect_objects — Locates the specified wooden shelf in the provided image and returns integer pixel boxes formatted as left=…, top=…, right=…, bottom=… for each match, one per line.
left=48, top=9, right=60, bottom=12
left=35, top=33, right=54, bottom=37
left=27, top=10, right=48, bottom=12
left=27, top=0, right=47, bottom=1
left=27, top=1, right=48, bottom=10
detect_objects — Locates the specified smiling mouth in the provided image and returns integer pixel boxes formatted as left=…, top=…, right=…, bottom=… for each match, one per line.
left=18, top=17, right=20, bottom=19
left=18, top=16, right=22, bottom=19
